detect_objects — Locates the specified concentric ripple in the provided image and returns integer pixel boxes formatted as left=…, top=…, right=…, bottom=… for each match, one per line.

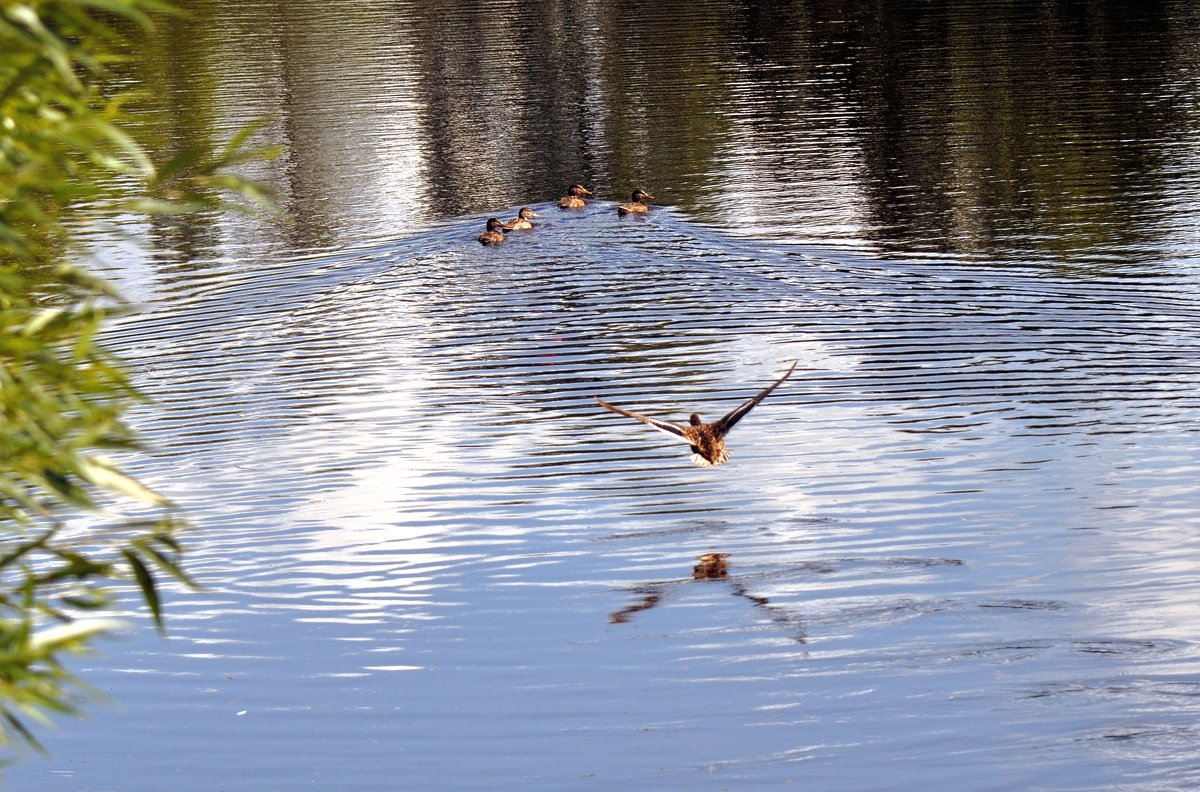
left=19, top=206, right=1198, bottom=791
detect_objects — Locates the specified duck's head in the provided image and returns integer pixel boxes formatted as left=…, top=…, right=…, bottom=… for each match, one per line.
left=568, top=183, right=593, bottom=197
left=689, top=413, right=703, bottom=426
left=632, top=189, right=654, bottom=202
left=485, top=218, right=505, bottom=232
left=518, top=207, right=540, bottom=219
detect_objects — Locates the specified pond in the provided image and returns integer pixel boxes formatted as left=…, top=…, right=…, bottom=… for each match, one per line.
left=13, top=1, right=1200, bottom=790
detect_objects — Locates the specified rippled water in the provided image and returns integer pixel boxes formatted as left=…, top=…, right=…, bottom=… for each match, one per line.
left=14, top=1, right=1200, bottom=790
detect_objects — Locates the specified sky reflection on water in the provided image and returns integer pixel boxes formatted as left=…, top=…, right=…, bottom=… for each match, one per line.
left=13, top=1, right=1200, bottom=790
left=23, top=204, right=1198, bottom=789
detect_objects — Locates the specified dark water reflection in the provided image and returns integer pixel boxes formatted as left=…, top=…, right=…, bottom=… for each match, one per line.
left=103, top=0, right=1200, bottom=268
left=15, top=1, right=1200, bottom=790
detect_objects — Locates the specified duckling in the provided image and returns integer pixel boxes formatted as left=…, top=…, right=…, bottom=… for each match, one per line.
left=617, top=189, right=654, bottom=216
left=502, top=207, right=539, bottom=230
left=558, top=183, right=593, bottom=208
left=477, top=218, right=506, bottom=245
left=595, top=361, right=798, bottom=467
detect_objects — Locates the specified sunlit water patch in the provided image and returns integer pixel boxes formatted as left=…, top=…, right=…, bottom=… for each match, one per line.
left=14, top=206, right=1200, bottom=790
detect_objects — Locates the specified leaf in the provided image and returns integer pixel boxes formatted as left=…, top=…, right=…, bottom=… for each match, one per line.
left=59, top=590, right=113, bottom=610
left=1, top=710, right=47, bottom=754
left=218, top=118, right=269, bottom=161
left=3, top=5, right=82, bottom=91
left=34, top=550, right=114, bottom=584
left=53, top=265, right=124, bottom=300
left=74, top=0, right=181, bottom=26
left=120, top=549, right=162, bottom=630
left=77, top=456, right=172, bottom=507
left=134, top=539, right=198, bottom=589
left=29, top=618, right=127, bottom=654
left=0, top=0, right=275, bottom=750
left=71, top=0, right=155, bottom=28
left=21, top=307, right=67, bottom=336
left=89, top=118, right=155, bottom=179
left=154, top=144, right=209, bottom=182
left=0, top=529, right=57, bottom=571
left=121, top=197, right=207, bottom=216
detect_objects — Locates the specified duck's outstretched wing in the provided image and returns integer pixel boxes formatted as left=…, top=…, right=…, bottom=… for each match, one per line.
left=595, top=397, right=691, bottom=443
left=714, top=360, right=798, bottom=436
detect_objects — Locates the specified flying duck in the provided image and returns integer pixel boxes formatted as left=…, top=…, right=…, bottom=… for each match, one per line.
left=595, top=360, right=798, bottom=467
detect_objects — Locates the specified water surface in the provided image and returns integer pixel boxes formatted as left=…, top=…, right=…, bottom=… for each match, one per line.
left=14, top=1, right=1200, bottom=790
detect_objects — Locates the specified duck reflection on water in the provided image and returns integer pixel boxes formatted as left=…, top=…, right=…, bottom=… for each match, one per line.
left=693, top=552, right=729, bottom=579
left=609, top=553, right=807, bottom=644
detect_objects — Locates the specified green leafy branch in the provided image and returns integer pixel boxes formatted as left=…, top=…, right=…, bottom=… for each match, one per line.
left=1, top=0, right=276, bottom=752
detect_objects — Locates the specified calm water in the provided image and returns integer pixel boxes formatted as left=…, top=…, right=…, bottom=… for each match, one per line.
left=14, top=1, right=1200, bottom=790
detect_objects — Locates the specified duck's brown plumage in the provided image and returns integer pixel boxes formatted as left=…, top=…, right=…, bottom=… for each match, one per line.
left=617, top=189, right=654, bottom=216
left=595, top=360, right=798, bottom=467
left=558, top=183, right=593, bottom=208
left=503, top=207, right=539, bottom=230
left=693, top=553, right=730, bottom=580
left=478, top=217, right=506, bottom=245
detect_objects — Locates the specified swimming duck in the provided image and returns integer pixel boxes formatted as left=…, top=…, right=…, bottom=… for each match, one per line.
left=617, top=189, right=654, bottom=216
left=558, top=183, right=593, bottom=208
left=502, top=207, right=539, bottom=230
left=478, top=218, right=506, bottom=245
left=595, top=360, right=798, bottom=467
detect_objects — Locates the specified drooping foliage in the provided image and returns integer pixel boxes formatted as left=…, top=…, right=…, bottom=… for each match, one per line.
left=0, top=0, right=273, bottom=751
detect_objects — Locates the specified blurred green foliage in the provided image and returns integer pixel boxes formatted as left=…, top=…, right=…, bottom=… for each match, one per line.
left=1, top=0, right=273, bottom=752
